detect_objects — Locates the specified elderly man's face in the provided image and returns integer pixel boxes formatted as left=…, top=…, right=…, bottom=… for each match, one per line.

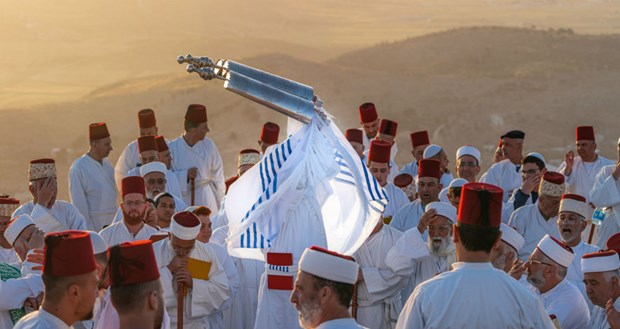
left=170, top=235, right=195, bottom=258
left=501, top=137, right=522, bottom=162
left=290, top=271, right=323, bottom=328
left=14, top=224, right=44, bottom=261
left=557, top=211, right=586, bottom=246
left=417, top=177, right=441, bottom=205
left=584, top=271, right=618, bottom=308
left=91, top=137, right=113, bottom=158
left=525, top=249, right=552, bottom=290
left=29, top=177, right=58, bottom=208
left=159, top=150, right=172, bottom=169
left=576, top=140, right=597, bottom=161
left=427, top=216, right=453, bottom=255
left=144, top=172, right=166, bottom=199
left=456, top=155, right=479, bottom=182
left=140, top=150, right=159, bottom=165
left=369, top=162, right=390, bottom=187
left=538, top=194, right=562, bottom=219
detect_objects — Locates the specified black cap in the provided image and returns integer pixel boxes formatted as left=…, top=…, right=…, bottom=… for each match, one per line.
left=501, top=130, right=525, bottom=139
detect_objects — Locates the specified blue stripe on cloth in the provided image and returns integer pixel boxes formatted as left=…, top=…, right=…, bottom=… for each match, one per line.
left=280, top=143, right=288, bottom=162
left=338, top=170, right=354, bottom=178
left=287, top=139, right=292, bottom=154
left=362, top=162, right=379, bottom=200
left=275, top=147, right=283, bottom=169
left=259, top=162, right=266, bottom=191
left=269, top=154, right=277, bottom=182
left=240, top=233, right=244, bottom=248
left=253, top=223, right=258, bottom=248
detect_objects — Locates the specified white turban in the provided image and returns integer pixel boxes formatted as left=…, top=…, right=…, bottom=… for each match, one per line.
left=140, top=162, right=167, bottom=177
left=537, top=234, right=574, bottom=268
left=456, top=146, right=481, bottom=164
left=582, top=251, right=620, bottom=274
left=500, top=224, right=525, bottom=252
left=425, top=202, right=457, bottom=224
left=423, top=144, right=443, bottom=159
left=4, top=214, right=35, bottom=246
left=299, top=246, right=359, bottom=285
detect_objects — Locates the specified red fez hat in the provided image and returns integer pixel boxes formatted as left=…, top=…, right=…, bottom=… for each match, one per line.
left=89, top=122, right=110, bottom=141
left=458, top=182, right=503, bottom=228
left=368, top=140, right=391, bottom=164
left=172, top=211, right=200, bottom=227
left=137, top=136, right=158, bottom=153
left=576, top=126, right=595, bottom=141
left=418, top=159, right=441, bottom=179
left=410, top=131, right=430, bottom=148
left=109, top=240, right=160, bottom=287
left=358, top=103, right=378, bottom=123
left=138, top=109, right=156, bottom=129
left=606, top=233, right=620, bottom=257
left=122, top=176, right=146, bottom=198
left=43, top=230, right=96, bottom=277
left=562, top=193, right=586, bottom=203
left=379, top=119, right=398, bottom=137
left=393, top=173, right=414, bottom=188
left=185, top=104, right=207, bottom=124
left=155, top=136, right=168, bottom=152
left=543, top=171, right=565, bottom=185
left=260, top=122, right=280, bottom=145
left=0, top=198, right=19, bottom=205
left=346, top=129, right=363, bottom=144
left=0, top=198, right=20, bottom=217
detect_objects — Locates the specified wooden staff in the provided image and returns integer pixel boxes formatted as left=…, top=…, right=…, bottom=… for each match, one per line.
left=190, top=178, right=195, bottom=206
left=588, top=222, right=596, bottom=244
left=177, top=282, right=184, bottom=329
left=351, top=282, right=359, bottom=320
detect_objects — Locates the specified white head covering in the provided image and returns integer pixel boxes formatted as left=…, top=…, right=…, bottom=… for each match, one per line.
left=299, top=246, right=359, bottom=285
left=456, top=146, right=481, bottom=164
left=169, top=211, right=201, bottom=240
left=500, top=223, right=525, bottom=252
left=140, top=161, right=167, bottom=177
left=425, top=202, right=457, bottom=223
left=423, top=144, right=443, bottom=159
left=4, top=214, right=35, bottom=245
left=448, top=178, right=468, bottom=189
left=559, top=194, right=588, bottom=219
left=536, top=234, right=575, bottom=268
left=88, top=231, right=108, bottom=255
left=526, top=152, right=546, bottom=164
left=581, top=251, right=620, bottom=274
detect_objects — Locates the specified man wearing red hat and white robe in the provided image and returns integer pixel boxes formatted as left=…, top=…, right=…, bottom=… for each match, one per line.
left=69, top=122, right=118, bottom=231
left=367, top=141, right=409, bottom=222
left=386, top=202, right=456, bottom=303
left=358, top=103, right=380, bottom=153
left=14, top=159, right=87, bottom=233
left=153, top=211, right=230, bottom=329
left=14, top=230, right=100, bottom=329
left=390, top=159, right=443, bottom=240
left=481, top=130, right=526, bottom=202
left=115, top=109, right=162, bottom=189
left=345, top=129, right=364, bottom=159
left=0, top=198, right=20, bottom=265
left=169, top=104, right=225, bottom=213
left=258, top=122, right=280, bottom=155
left=100, top=176, right=159, bottom=246
left=590, top=137, right=620, bottom=249
left=398, top=131, right=430, bottom=179
left=396, top=182, right=555, bottom=329
left=581, top=250, right=620, bottom=329
left=422, top=144, right=453, bottom=188
left=509, top=171, right=565, bottom=260
left=363, top=119, right=400, bottom=183
left=512, top=235, right=590, bottom=329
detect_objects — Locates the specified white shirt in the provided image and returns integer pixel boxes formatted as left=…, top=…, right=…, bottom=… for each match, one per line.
left=203, top=242, right=240, bottom=329
left=589, top=297, right=620, bottom=329
left=382, top=183, right=410, bottom=220
left=590, top=165, right=620, bottom=249
left=114, top=140, right=141, bottom=191
left=396, top=262, right=555, bottom=329
left=99, top=221, right=160, bottom=246
left=14, top=308, right=71, bottom=329
left=565, top=240, right=599, bottom=310
left=390, top=199, right=427, bottom=239
left=317, top=318, right=368, bottom=329
left=534, top=279, right=590, bottom=329
left=559, top=155, right=614, bottom=219
left=480, top=159, right=522, bottom=202
left=398, top=161, right=418, bottom=178
left=508, top=203, right=560, bottom=260
left=0, top=265, right=44, bottom=329
left=13, top=201, right=87, bottom=234
left=69, top=154, right=118, bottom=231
left=0, top=248, right=19, bottom=266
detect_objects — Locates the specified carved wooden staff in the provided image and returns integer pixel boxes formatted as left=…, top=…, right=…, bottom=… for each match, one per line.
left=190, top=178, right=195, bottom=206
left=177, top=282, right=184, bottom=329
left=351, top=282, right=359, bottom=320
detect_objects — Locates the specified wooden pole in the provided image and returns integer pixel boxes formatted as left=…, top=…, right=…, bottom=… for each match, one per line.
left=351, top=282, right=359, bottom=320
left=177, top=282, right=184, bottom=329
left=588, top=222, right=596, bottom=244
left=190, top=178, right=195, bottom=206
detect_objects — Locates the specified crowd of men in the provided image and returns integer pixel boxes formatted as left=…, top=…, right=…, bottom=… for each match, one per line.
left=1, top=102, right=620, bottom=329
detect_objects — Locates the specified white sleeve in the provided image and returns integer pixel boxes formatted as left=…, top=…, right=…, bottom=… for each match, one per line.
left=395, top=286, right=426, bottom=329
left=188, top=257, right=230, bottom=317
left=114, top=144, right=134, bottom=190
left=208, top=143, right=226, bottom=208
left=69, top=163, right=92, bottom=227
left=385, top=229, right=430, bottom=277
left=590, top=168, right=620, bottom=208
left=0, top=274, right=43, bottom=311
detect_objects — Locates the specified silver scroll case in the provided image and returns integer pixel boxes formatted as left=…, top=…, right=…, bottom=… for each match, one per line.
left=178, top=54, right=316, bottom=123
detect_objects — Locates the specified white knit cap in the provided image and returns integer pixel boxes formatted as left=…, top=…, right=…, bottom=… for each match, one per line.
left=423, top=144, right=442, bottom=159
left=582, top=251, right=620, bottom=273
left=140, top=161, right=167, bottom=177
left=456, top=146, right=481, bottom=164
left=526, top=152, right=546, bottom=164
left=299, top=246, right=359, bottom=285
left=88, top=231, right=108, bottom=255
left=500, top=223, right=525, bottom=252
left=559, top=194, right=588, bottom=219
left=169, top=211, right=201, bottom=240
left=448, top=178, right=468, bottom=189
left=4, top=214, right=35, bottom=246
left=536, top=234, right=575, bottom=268
left=425, top=201, right=457, bottom=224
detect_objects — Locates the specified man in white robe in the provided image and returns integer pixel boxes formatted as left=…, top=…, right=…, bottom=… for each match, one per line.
left=15, top=159, right=87, bottom=233
left=169, top=104, right=225, bottom=212
left=367, top=140, right=409, bottom=222
left=100, top=176, right=159, bottom=246
left=114, top=108, right=160, bottom=189
left=509, top=171, right=565, bottom=260
left=398, top=131, right=429, bottom=178
left=590, top=138, right=620, bottom=249
left=390, top=159, right=443, bottom=238
left=396, top=182, right=555, bottom=329
left=481, top=130, right=525, bottom=202
left=581, top=250, right=620, bottom=329
left=69, top=122, right=118, bottom=231
left=438, top=145, right=480, bottom=202
left=0, top=198, right=20, bottom=265
left=153, top=211, right=230, bottom=329
left=358, top=102, right=380, bottom=153
left=3, top=214, right=45, bottom=276
left=0, top=260, right=44, bottom=328
left=422, top=144, right=454, bottom=187
left=386, top=202, right=456, bottom=303
left=501, top=152, right=546, bottom=223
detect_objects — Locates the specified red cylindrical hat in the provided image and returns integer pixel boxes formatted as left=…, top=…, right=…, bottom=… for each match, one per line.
left=260, top=122, right=280, bottom=144
left=379, top=119, right=398, bottom=137
left=138, top=109, right=156, bottom=129
left=121, top=176, right=146, bottom=198
left=607, top=233, right=620, bottom=258
left=358, top=103, right=378, bottom=123
left=109, top=240, right=160, bottom=287
left=418, top=159, right=441, bottom=179
left=89, top=122, right=110, bottom=141
left=393, top=173, right=414, bottom=188
left=561, top=194, right=586, bottom=203
left=173, top=211, right=201, bottom=228
left=137, top=136, right=158, bottom=153
left=410, top=131, right=430, bottom=148
left=43, top=230, right=96, bottom=277
left=346, top=129, right=363, bottom=144
left=185, top=104, right=207, bottom=124
left=368, top=140, right=391, bottom=164
left=458, top=182, right=503, bottom=228
left=155, top=136, right=168, bottom=152
left=576, top=126, right=595, bottom=141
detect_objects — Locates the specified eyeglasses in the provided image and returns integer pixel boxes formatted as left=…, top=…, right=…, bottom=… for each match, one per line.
left=147, top=178, right=166, bottom=185
left=123, top=200, right=146, bottom=208
left=527, top=258, right=553, bottom=266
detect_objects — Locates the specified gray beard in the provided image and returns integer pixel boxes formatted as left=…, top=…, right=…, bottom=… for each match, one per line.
left=428, top=237, right=454, bottom=257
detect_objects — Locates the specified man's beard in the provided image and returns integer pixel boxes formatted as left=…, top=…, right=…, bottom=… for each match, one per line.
left=147, top=190, right=161, bottom=200
left=296, top=297, right=321, bottom=328
left=428, top=236, right=453, bottom=257
left=526, top=269, right=546, bottom=290
left=123, top=208, right=145, bottom=225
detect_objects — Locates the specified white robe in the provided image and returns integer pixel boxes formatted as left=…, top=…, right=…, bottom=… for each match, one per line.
left=396, top=262, right=555, bottom=329
left=530, top=279, right=590, bottom=329
left=0, top=248, right=19, bottom=266
left=126, top=167, right=182, bottom=199
left=114, top=140, right=141, bottom=191
left=565, top=241, right=599, bottom=311
left=382, top=183, right=410, bottom=220
left=99, top=221, right=160, bottom=246
left=353, top=225, right=407, bottom=329
left=590, top=165, right=620, bottom=249
left=317, top=318, right=368, bottom=329
left=501, top=189, right=534, bottom=224
left=203, top=242, right=240, bottom=329
left=398, top=161, right=417, bottom=178
left=0, top=267, right=44, bottom=329
left=69, top=154, right=118, bottom=231
left=480, top=159, right=522, bottom=202
left=589, top=297, right=620, bottom=329
left=153, top=240, right=230, bottom=329
left=14, top=309, right=71, bottom=329
left=508, top=204, right=560, bottom=260
left=389, top=199, right=427, bottom=240
left=13, top=201, right=87, bottom=234
left=224, top=257, right=263, bottom=329
left=169, top=136, right=225, bottom=213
